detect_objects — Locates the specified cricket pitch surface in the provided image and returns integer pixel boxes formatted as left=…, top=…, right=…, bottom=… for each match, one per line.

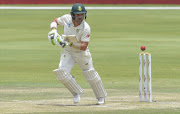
left=0, top=87, right=180, bottom=113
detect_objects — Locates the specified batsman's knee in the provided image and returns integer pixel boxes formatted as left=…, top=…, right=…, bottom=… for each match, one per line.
left=53, top=69, right=71, bottom=83
left=83, top=69, right=100, bottom=83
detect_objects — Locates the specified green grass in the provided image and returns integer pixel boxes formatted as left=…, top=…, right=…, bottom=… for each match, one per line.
left=0, top=6, right=180, bottom=113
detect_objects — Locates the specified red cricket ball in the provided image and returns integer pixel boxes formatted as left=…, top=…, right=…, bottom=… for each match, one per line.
left=141, top=46, right=146, bottom=51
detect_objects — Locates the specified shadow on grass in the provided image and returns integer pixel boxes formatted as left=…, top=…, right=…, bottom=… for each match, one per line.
left=37, top=103, right=108, bottom=107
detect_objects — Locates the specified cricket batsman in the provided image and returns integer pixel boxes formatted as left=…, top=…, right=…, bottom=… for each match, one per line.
left=48, top=3, right=107, bottom=105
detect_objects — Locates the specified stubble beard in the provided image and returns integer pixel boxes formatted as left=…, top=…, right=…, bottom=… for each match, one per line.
left=75, top=18, right=83, bottom=25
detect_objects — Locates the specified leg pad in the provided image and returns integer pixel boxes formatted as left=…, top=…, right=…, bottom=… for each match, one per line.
left=83, top=69, right=107, bottom=98
left=53, top=69, right=83, bottom=96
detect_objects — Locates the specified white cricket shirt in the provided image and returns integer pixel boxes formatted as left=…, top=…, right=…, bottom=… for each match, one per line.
left=57, top=14, right=91, bottom=52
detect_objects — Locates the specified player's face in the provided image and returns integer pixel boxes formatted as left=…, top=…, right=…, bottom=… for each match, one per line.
left=74, top=13, right=84, bottom=25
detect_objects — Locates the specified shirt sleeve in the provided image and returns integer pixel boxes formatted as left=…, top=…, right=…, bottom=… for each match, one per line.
left=57, top=15, right=66, bottom=26
left=81, top=28, right=91, bottom=42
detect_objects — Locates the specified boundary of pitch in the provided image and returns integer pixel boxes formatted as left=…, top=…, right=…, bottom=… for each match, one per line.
left=1, top=7, right=180, bottom=10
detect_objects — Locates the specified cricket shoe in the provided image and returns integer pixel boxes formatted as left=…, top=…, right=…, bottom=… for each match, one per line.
left=73, top=94, right=81, bottom=104
left=97, top=98, right=105, bottom=105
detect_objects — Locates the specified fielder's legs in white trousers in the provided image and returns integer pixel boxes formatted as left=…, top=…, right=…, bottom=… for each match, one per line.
left=53, top=49, right=107, bottom=104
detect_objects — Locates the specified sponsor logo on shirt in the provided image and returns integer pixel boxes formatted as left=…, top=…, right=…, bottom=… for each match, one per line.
left=68, top=23, right=71, bottom=27
left=87, top=34, right=90, bottom=38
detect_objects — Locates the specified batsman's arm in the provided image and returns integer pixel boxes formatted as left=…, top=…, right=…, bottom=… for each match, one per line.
left=70, top=42, right=88, bottom=51
left=51, top=18, right=59, bottom=29
left=48, top=18, right=60, bottom=45
left=73, top=28, right=90, bottom=51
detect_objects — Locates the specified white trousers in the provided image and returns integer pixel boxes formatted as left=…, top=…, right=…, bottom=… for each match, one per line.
left=56, top=49, right=107, bottom=98
left=58, top=49, right=94, bottom=73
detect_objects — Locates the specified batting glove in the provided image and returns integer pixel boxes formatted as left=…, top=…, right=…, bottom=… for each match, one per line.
left=48, top=29, right=58, bottom=45
left=56, top=34, right=72, bottom=48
